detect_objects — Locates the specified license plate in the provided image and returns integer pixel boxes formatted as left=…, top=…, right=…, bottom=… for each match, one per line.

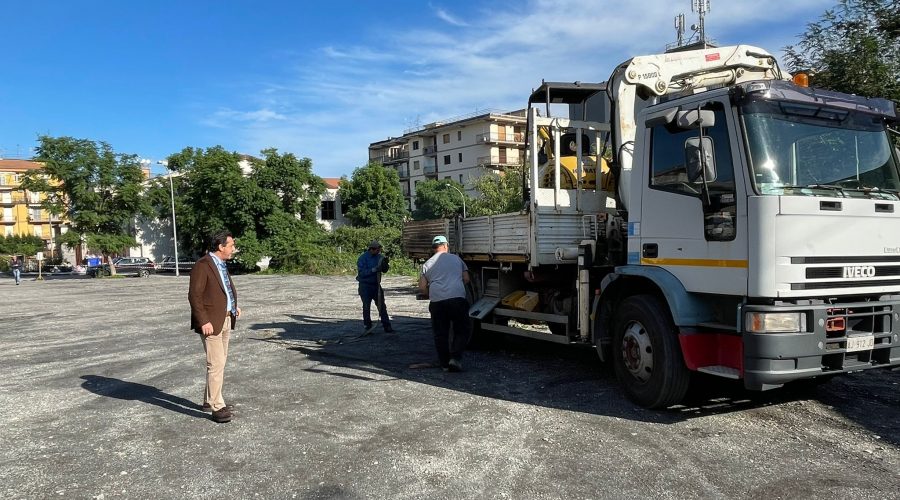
left=846, top=335, right=874, bottom=352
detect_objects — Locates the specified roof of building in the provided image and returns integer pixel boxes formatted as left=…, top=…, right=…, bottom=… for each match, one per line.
left=0, top=159, right=44, bottom=171
left=322, top=178, right=341, bottom=189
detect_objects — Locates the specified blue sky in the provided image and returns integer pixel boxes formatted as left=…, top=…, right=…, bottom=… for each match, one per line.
left=0, top=0, right=835, bottom=179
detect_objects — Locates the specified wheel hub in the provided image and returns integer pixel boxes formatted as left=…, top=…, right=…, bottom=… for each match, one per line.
left=621, top=321, right=653, bottom=382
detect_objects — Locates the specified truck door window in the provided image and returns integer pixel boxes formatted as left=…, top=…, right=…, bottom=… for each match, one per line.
left=649, top=102, right=737, bottom=241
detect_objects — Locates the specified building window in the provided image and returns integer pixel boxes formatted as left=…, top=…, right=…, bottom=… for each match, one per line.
left=412, top=140, right=420, bottom=150
left=442, top=133, right=450, bottom=144
left=443, top=155, right=451, bottom=165
left=34, top=225, right=42, bottom=237
left=320, top=201, right=336, bottom=220
left=413, top=160, right=420, bottom=170
left=459, top=174, right=463, bottom=184
left=445, top=176, right=451, bottom=180
left=30, top=208, right=41, bottom=221
left=4, top=226, right=12, bottom=236
left=457, top=131, right=462, bottom=141
left=458, top=153, right=462, bottom=162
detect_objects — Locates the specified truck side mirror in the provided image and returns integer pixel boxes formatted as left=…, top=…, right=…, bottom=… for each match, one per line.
left=684, top=137, right=717, bottom=183
left=676, top=109, right=716, bottom=129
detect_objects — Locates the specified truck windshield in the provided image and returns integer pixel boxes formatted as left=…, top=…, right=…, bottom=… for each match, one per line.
left=742, top=100, right=900, bottom=199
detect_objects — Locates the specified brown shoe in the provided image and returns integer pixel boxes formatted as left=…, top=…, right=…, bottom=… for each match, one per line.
left=202, top=403, right=234, bottom=412
left=211, top=408, right=232, bottom=423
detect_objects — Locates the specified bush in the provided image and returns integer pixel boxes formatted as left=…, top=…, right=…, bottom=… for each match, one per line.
left=267, top=225, right=418, bottom=277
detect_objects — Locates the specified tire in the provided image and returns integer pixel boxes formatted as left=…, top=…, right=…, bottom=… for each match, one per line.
left=138, top=269, right=150, bottom=278
left=611, top=294, right=690, bottom=409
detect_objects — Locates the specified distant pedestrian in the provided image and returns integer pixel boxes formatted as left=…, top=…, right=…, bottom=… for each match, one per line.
left=356, top=240, right=393, bottom=333
left=419, top=235, right=471, bottom=372
left=11, top=257, right=22, bottom=285
left=188, top=230, right=242, bottom=423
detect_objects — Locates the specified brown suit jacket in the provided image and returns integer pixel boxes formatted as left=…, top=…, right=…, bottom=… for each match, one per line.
left=189, top=254, right=238, bottom=334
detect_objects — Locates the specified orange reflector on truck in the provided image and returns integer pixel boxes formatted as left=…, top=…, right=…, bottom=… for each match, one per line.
left=792, top=73, right=809, bottom=87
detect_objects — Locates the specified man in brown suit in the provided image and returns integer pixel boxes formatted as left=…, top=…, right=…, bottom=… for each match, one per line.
left=189, top=230, right=242, bottom=423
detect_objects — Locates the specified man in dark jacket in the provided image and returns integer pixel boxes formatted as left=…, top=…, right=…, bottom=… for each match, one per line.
left=11, top=257, right=22, bottom=285
left=356, top=240, right=393, bottom=333
left=189, top=230, right=241, bottom=423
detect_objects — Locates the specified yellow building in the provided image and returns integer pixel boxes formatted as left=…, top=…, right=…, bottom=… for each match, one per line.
left=0, top=159, right=65, bottom=251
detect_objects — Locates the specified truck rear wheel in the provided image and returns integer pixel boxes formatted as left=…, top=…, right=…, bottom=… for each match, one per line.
left=612, top=294, right=689, bottom=408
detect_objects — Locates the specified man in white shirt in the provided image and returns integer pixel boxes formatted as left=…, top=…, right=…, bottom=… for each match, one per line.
left=419, top=235, right=471, bottom=372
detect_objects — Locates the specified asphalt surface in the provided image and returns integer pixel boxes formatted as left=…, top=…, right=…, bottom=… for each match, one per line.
left=1, top=273, right=899, bottom=499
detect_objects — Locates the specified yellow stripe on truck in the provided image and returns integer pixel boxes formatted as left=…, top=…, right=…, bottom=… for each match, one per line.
left=641, top=258, right=749, bottom=268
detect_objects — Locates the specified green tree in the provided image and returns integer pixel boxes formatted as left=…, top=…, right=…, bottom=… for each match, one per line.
left=412, top=179, right=469, bottom=220
left=147, top=147, right=327, bottom=271
left=469, top=165, right=525, bottom=216
left=784, top=0, right=900, bottom=101
left=21, top=136, right=150, bottom=274
left=250, top=149, right=325, bottom=222
left=338, top=162, right=408, bottom=228
left=157, top=146, right=251, bottom=257
left=0, top=234, right=45, bottom=257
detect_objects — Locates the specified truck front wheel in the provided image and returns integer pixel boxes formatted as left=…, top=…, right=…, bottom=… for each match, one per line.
left=612, top=294, right=689, bottom=408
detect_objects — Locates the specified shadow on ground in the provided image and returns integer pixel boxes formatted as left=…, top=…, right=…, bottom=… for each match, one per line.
left=80, top=375, right=208, bottom=419
left=245, top=312, right=900, bottom=434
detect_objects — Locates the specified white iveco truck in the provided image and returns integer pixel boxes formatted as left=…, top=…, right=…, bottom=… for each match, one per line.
left=403, top=44, right=900, bottom=408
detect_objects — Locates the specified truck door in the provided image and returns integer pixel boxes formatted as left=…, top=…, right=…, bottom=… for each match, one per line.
left=635, top=99, right=748, bottom=296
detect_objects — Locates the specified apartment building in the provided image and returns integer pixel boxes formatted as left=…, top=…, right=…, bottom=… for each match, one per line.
left=369, top=109, right=527, bottom=211
left=0, top=159, right=69, bottom=253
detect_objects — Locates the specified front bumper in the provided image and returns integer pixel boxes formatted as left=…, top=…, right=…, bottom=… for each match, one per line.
left=741, top=299, right=900, bottom=390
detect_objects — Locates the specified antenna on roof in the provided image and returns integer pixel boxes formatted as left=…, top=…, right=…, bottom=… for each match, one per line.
left=674, top=13, right=685, bottom=48
left=691, top=0, right=711, bottom=48
left=667, top=0, right=715, bottom=51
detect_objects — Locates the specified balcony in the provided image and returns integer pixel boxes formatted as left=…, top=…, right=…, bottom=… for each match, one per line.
left=423, top=165, right=438, bottom=177
left=0, top=194, right=24, bottom=205
left=477, top=156, right=521, bottom=168
left=475, top=132, right=525, bottom=145
left=423, top=145, right=437, bottom=156
left=0, top=217, right=15, bottom=224
left=384, top=150, right=409, bottom=165
left=397, top=166, right=410, bottom=179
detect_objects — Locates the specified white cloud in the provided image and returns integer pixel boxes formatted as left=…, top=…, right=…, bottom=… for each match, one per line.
left=434, top=7, right=470, bottom=27
left=199, top=0, right=835, bottom=178
left=203, top=108, right=288, bottom=128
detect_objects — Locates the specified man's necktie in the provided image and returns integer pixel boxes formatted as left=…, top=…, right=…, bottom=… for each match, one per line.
left=219, top=261, right=236, bottom=314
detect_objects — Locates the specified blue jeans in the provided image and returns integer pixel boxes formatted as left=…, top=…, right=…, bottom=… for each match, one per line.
left=359, top=284, right=391, bottom=329
left=13, top=268, right=21, bottom=284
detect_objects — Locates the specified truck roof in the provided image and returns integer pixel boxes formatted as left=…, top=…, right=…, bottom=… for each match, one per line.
left=528, top=81, right=607, bottom=106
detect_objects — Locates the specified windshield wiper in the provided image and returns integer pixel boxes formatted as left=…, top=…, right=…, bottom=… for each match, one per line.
left=777, top=184, right=847, bottom=196
left=840, top=185, right=900, bottom=200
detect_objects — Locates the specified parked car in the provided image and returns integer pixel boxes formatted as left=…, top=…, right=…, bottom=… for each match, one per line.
left=88, top=257, right=156, bottom=278
left=156, top=256, right=197, bottom=274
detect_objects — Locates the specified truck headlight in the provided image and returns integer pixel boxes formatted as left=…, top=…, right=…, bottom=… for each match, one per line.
left=745, top=312, right=806, bottom=333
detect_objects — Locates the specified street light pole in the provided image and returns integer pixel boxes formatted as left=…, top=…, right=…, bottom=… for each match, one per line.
left=158, top=160, right=180, bottom=277
left=442, top=183, right=466, bottom=219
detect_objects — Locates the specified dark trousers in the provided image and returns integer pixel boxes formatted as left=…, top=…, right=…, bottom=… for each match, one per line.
left=429, top=297, right=472, bottom=366
left=359, top=285, right=390, bottom=328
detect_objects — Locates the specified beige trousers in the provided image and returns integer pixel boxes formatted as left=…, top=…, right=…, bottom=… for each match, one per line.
left=201, top=316, right=231, bottom=411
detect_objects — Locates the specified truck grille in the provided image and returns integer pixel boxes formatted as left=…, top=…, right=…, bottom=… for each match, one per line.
left=791, top=255, right=900, bottom=290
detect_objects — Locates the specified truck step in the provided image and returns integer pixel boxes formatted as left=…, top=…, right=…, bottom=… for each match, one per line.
left=696, top=365, right=740, bottom=379
left=481, top=322, right=573, bottom=344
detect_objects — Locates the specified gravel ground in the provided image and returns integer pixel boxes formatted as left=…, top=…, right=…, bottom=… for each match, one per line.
left=1, top=273, right=899, bottom=499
